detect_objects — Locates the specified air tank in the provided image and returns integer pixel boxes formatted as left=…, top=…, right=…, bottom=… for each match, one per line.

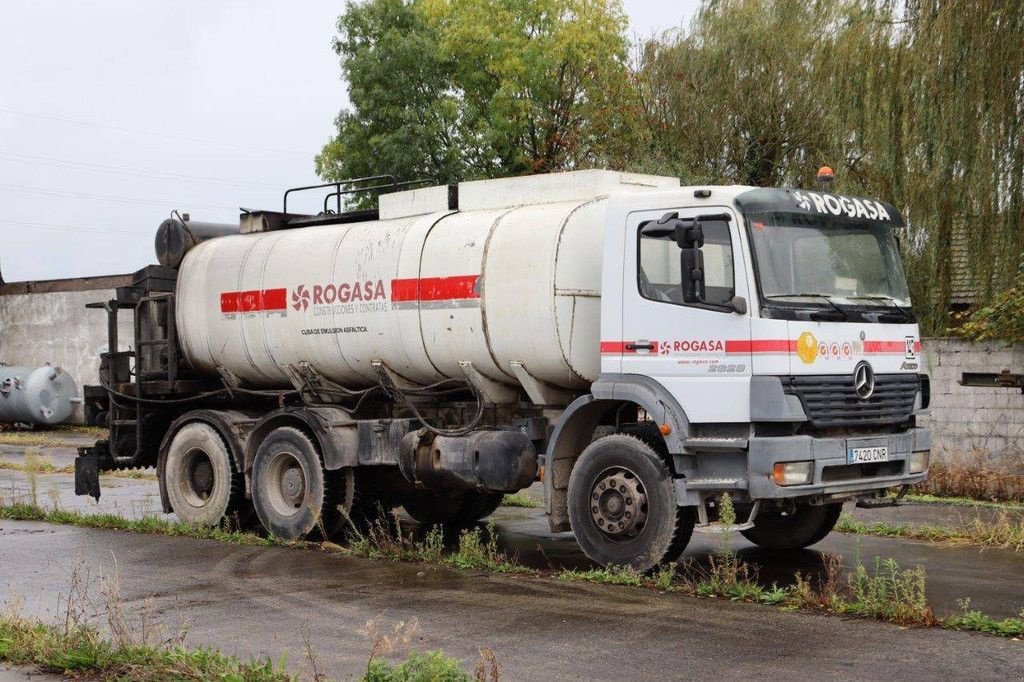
left=155, top=216, right=237, bottom=268
left=0, top=365, right=79, bottom=425
left=175, top=171, right=679, bottom=394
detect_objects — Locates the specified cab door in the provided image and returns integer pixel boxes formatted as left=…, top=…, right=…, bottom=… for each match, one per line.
left=617, top=207, right=752, bottom=424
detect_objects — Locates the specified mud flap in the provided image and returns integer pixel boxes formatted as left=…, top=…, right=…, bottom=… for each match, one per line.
left=74, top=450, right=101, bottom=501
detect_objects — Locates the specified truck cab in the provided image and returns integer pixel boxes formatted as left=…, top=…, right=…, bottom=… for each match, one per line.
left=546, top=183, right=929, bottom=569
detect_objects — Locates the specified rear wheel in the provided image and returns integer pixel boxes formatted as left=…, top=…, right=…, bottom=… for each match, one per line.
left=164, top=422, right=246, bottom=527
left=251, top=427, right=328, bottom=540
left=740, top=503, right=843, bottom=550
left=567, top=435, right=695, bottom=572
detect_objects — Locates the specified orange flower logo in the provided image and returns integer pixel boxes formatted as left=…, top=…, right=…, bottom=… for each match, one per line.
left=797, top=331, right=818, bottom=364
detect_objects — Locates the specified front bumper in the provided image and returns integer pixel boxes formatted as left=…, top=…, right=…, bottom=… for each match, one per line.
left=746, top=427, right=930, bottom=500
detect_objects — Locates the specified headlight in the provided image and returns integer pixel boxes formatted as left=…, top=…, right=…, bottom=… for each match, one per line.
left=910, top=451, right=929, bottom=474
left=772, top=461, right=813, bottom=486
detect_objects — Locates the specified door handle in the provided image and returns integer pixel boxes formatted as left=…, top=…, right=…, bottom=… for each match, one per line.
left=626, top=342, right=654, bottom=351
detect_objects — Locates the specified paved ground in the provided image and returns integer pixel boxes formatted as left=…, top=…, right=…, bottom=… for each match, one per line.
left=1, top=437, right=1023, bottom=679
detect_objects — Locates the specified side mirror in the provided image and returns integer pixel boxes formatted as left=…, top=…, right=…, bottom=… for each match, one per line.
left=675, top=223, right=704, bottom=248
left=680, top=248, right=705, bottom=303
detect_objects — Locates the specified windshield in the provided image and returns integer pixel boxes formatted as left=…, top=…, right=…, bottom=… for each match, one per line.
left=745, top=210, right=912, bottom=312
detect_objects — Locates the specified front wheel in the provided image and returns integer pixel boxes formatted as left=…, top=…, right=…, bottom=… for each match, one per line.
left=567, top=435, right=694, bottom=572
left=740, top=503, right=843, bottom=550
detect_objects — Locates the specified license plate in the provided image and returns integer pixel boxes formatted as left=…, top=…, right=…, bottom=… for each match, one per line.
left=848, top=446, right=888, bottom=464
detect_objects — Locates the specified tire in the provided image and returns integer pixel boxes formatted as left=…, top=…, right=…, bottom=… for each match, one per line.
left=251, top=427, right=327, bottom=540
left=402, top=491, right=504, bottom=528
left=164, top=422, right=245, bottom=527
left=740, top=503, right=843, bottom=550
left=567, top=434, right=695, bottom=572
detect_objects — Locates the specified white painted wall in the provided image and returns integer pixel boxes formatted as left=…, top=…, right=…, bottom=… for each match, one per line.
left=919, top=338, right=1024, bottom=466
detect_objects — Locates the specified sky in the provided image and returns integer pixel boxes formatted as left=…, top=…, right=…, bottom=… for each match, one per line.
left=0, top=0, right=700, bottom=282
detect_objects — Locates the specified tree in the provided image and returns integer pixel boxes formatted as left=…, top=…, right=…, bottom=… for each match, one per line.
left=316, top=0, right=633, bottom=186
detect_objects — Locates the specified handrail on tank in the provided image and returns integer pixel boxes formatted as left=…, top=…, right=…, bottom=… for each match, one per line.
left=283, top=175, right=398, bottom=215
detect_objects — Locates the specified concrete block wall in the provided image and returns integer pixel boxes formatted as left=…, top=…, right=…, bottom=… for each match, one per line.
left=919, top=338, right=1024, bottom=464
left=0, top=277, right=132, bottom=423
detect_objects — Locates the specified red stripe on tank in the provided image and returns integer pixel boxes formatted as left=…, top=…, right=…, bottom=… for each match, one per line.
left=390, top=275, right=480, bottom=302
left=220, top=288, right=287, bottom=313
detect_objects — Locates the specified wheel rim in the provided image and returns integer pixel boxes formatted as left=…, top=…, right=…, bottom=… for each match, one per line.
left=264, top=449, right=307, bottom=517
left=179, top=448, right=215, bottom=507
left=588, top=466, right=648, bottom=542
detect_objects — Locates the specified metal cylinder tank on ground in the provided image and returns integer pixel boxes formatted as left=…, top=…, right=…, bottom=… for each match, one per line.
left=174, top=172, right=678, bottom=393
left=0, top=365, right=79, bottom=425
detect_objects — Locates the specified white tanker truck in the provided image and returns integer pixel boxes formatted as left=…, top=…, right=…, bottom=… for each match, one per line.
left=76, top=170, right=930, bottom=571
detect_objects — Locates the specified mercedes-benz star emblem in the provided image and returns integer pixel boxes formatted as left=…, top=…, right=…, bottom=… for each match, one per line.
left=854, top=361, right=875, bottom=400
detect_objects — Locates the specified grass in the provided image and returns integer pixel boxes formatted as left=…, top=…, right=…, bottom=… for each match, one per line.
left=0, top=425, right=106, bottom=448
left=557, top=565, right=645, bottom=587
left=0, top=501, right=278, bottom=547
left=0, top=455, right=157, bottom=481
left=906, top=492, right=1024, bottom=511
left=500, top=492, right=541, bottom=508
left=835, top=512, right=1024, bottom=552
left=0, top=613, right=292, bottom=681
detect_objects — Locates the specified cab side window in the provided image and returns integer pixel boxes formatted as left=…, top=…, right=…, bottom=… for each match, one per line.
left=638, top=221, right=735, bottom=306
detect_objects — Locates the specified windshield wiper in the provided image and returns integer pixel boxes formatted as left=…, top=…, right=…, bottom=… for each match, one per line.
left=846, top=295, right=913, bottom=321
left=764, top=293, right=849, bottom=320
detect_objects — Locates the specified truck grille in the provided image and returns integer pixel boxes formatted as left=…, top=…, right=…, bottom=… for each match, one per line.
left=781, top=374, right=920, bottom=428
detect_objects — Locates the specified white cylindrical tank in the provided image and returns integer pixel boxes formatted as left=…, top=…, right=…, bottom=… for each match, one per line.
left=176, top=172, right=678, bottom=393
left=0, top=365, right=79, bottom=425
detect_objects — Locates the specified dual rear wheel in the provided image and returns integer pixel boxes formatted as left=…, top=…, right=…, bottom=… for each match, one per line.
left=164, top=423, right=357, bottom=540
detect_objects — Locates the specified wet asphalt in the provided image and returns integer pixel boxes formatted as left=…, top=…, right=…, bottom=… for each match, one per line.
left=1, top=440, right=1023, bottom=679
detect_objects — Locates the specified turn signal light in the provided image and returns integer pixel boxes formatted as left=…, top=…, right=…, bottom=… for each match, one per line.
left=772, top=461, right=813, bottom=486
left=909, top=451, right=929, bottom=474
left=659, top=423, right=672, bottom=436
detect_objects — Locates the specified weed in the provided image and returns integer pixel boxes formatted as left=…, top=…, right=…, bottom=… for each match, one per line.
left=653, top=563, right=677, bottom=591
left=500, top=492, right=541, bottom=508
left=943, top=599, right=1024, bottom=637
left=448, top=523, right=525, bottom=573
left=841, top=556, right=937, bottom=626
left=557, top=565, right=645, bottom=587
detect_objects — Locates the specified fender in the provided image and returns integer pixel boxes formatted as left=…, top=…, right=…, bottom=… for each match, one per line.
left=244, top=406, right=358, bottom=474
left=156, top=409, right=255, bottom=514
left=544, top=374, right=691, bottom=532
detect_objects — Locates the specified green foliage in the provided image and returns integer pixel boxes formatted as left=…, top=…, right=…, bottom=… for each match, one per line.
left=556, top=565, right=644, bottom=586
left=500, top=492, right=541, bottom=508
left=318, top=0, right=1024, bottom=335
left=317, top=0, right=632, bottom=188
left=943, top=599, right=1024, bottom=637
left=364, top=650, right=471, bottom=681
left=957, top=266, right=1024, bottom=342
